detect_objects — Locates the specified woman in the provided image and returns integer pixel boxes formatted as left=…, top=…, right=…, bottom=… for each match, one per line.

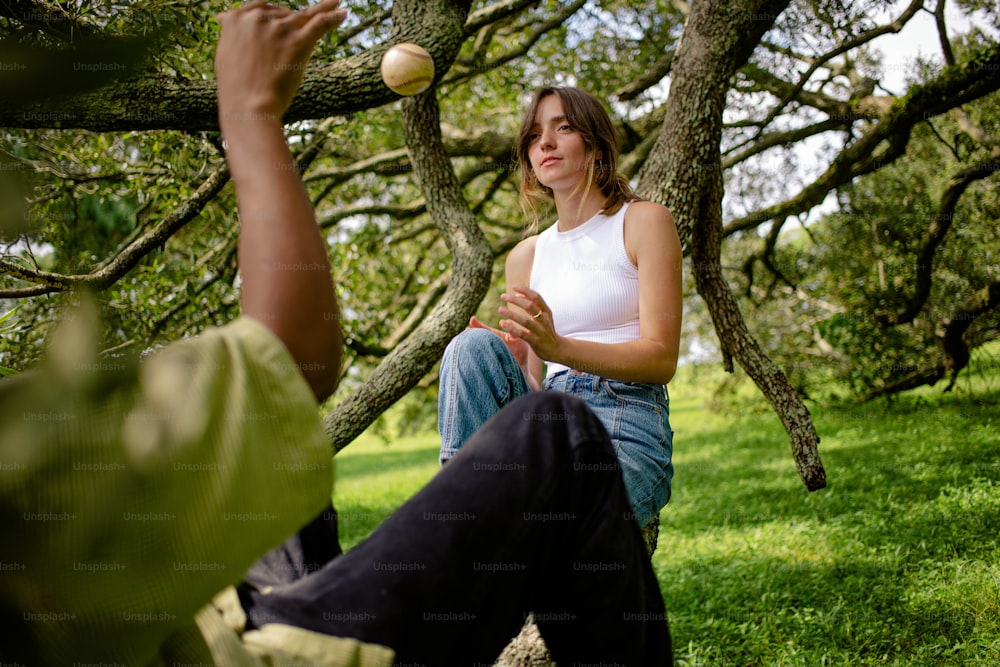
left=438, top=86, right=683, bottom=528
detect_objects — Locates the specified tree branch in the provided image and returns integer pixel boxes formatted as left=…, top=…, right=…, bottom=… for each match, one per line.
left=0, top=1, right=474, bottom=131
left=748, top=0, right=924, bottom=140
left=725, top=42, right=1000, bottom=237
left=933, top=0, right=955, bottom=67
left=322, top=0, right=490, bottom=453
left=877, top=154, right=1000, bottom=326
left=941, top=279, right=1000, bottom=390
left=638, top=0, right=826, bottom=492
left=464, top=0, right=539, bottom=35
left=444, top=0, right=585, bottom=86
left=0, top=164, right=230, bottom=297
left=722, top=118, right=847, bottom=169
left=615, top=48, right=676, bottom=102
left=0, top=0, right=100, bottom=40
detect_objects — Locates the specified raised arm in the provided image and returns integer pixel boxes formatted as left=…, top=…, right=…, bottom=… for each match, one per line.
left=214, top=0, right=347, bottom=401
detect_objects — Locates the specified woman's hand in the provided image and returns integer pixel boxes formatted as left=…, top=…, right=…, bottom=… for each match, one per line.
left=498, top=285, right=562, bottom=362
left=468, top=315, right=530, bottom=368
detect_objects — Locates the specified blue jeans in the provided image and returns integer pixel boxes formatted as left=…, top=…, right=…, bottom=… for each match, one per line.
left=439, top=328, right=674, bottom=527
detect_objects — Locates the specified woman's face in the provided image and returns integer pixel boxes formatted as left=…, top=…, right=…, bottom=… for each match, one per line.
left=526, top=94, right=589, bottom=194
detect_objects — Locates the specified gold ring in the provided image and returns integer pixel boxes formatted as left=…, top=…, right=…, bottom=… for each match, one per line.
left=532, top=310, right=543, bottom=319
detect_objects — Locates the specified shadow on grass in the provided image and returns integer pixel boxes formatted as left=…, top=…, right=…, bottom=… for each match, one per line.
left=333, top=443, right=440, bottom=549
left=334, top=443, right=440, bottom=482
left=663, top=551, right=993, bottom=665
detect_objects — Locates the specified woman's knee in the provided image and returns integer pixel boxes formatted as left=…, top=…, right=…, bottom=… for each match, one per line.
left=442, top=328, right=510, bottom=368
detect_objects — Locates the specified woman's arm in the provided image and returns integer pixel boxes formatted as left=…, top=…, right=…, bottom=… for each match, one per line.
left=500, top=201, right=682, bottom=385
left=504, top=236, right=545, bottom=391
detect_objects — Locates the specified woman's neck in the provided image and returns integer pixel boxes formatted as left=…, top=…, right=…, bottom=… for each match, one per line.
left=554, top=189, right=609, bottom=231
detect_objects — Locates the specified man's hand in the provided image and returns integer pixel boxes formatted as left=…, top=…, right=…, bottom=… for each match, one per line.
left=215, top=1, right=347, bottom=402
left=215, top=0, right=347, bottom=120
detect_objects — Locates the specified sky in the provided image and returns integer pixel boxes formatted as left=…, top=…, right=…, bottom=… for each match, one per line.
left=875, top=1, right=998, bottom=92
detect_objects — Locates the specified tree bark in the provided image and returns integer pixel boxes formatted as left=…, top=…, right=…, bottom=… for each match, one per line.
left=637, top=0, right=826, bottom=491
left=941, top=279, right=1000, bottom=390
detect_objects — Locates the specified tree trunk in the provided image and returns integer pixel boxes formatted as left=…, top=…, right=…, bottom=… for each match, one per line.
left=636, top=0, right=826, bottom=491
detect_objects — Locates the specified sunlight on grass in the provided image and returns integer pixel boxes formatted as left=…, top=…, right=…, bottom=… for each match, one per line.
left=333, top=431, right=440, bottom=550
left=332, top=358, right=1000, bottom=665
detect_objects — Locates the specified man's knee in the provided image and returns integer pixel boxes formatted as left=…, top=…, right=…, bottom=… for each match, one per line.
left=509, top=391, right=590, bottom=424
left=499, top=392, right=607, bottom=450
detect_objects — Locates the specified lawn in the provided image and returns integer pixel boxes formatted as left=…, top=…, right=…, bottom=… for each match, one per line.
left=332, top=351, right=1000, bottom=666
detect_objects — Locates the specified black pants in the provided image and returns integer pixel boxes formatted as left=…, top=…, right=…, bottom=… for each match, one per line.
left=241, top=392, right=673, bottom=666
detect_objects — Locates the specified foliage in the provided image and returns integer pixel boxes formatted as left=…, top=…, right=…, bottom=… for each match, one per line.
left=2, top=0, right=1000, bottom=424
left=724, top=75, right=1000, bottom=403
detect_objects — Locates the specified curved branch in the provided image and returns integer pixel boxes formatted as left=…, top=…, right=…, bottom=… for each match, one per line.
left=862, top=277, right=1000, bottom=400
left=464, top=0, right=539, bottom=35
left=941, top=279, right=1000, bottom=390
left=755, top=216, right=794, bottom=298
left=615, top=48, right=676, bottom=102
left=862, top=364, right=946, bottom=400
left=322, top=0, right=490, bottom=453
left=749, top=0, right=924, bottom=140
left=305, top=149, right=410, bottom=183
left=933, top=0, right=955, bottom=67
left=638, top=0, right=826, bottom=492
left=878, top=155, right=1000, bottom=326
left=305, top=129, right=511, bottom=185
left=0, top=165, right=230, bottom=298
left=1, top=1, right=474, bottom=131
left=337, top=7, right=391, bottom=44
left=444, top=0, right=585, bottom=87
left=725, top=43, right=1000, bottom=237
left=319, top=201, right=427, bottom=230
left=722, top=118, right=846, bottom=169
left=383, top=271, right=450, bottom=349
left=0, top=117, right=338, bottom=299
left=739, top=62, right=881, bottom=121
left=0, top=0, right=100, bottom=40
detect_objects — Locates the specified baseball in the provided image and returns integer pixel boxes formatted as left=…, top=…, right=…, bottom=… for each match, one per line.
left=380, top=42, right=435, bottom=96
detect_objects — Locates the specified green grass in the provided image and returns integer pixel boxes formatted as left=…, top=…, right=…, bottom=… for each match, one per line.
left=332, top=358, right=1000, bottom=665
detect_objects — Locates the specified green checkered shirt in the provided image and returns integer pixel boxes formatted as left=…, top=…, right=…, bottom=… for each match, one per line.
left=0, top=314, right=393, bottom=666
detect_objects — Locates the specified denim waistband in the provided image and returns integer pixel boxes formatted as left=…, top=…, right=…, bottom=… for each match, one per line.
left=545, top=369, right=599, bottom=393
left=543, top=369, right=666, bottom=394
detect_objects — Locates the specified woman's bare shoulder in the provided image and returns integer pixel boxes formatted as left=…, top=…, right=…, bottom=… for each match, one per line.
left=506, top=234, right=538, bottom=270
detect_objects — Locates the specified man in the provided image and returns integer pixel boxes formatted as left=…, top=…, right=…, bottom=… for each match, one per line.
left=0, top=1, right=672, bottom=664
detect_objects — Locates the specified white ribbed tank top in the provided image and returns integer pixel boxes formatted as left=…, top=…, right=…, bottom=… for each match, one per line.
left=529, top=202, right=639, bottom=378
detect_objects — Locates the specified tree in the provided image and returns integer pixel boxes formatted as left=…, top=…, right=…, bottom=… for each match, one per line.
left=733, top=81, right=1000, bottom=403
left=3, top=0, right=1000, bottom=488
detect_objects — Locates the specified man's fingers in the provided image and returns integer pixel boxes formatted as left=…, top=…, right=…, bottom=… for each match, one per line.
left=299, top=8, right=347, bottom=42
left=284, top=0, right=343, bottom=27
left=297, top=0, right=343, bottom=16
left=217, top=0, right=281, bottom=25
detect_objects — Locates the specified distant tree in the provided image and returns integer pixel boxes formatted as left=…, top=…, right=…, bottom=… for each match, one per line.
left=733, top=68, right=1000, bottom=402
